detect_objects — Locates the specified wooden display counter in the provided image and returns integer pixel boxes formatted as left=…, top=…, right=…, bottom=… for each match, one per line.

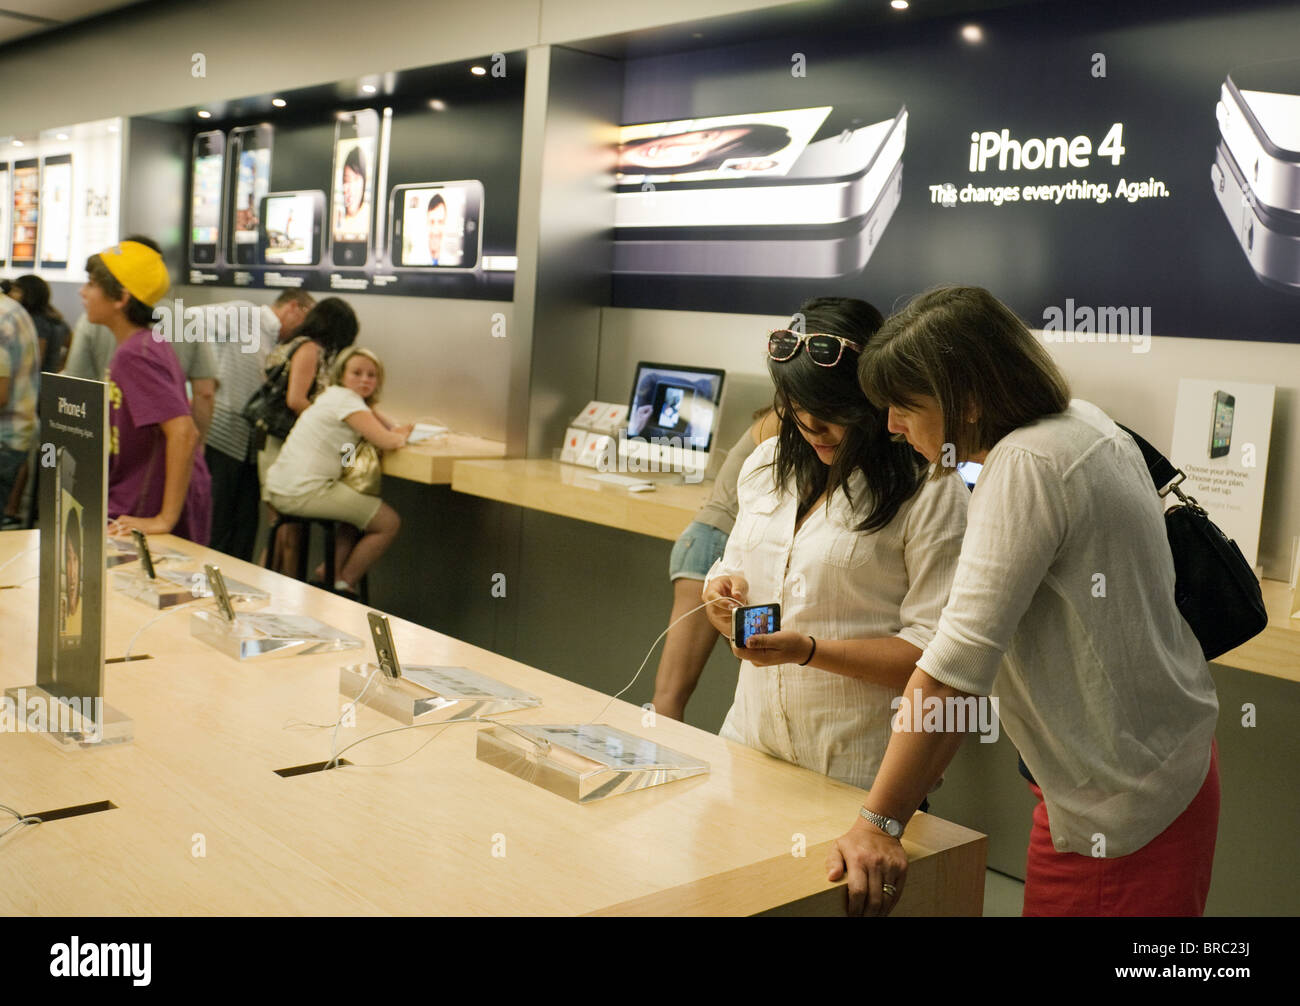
left=0, top=530, right=986, bottom=916
left=451, top=458, right=710, bottom=541
left=382, top=433, right=507, bottom=485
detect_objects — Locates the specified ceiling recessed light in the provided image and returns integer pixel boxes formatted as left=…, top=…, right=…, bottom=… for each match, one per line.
left=12, top=139, right=23, bottom=147
left=271, top=97, right=286, bottom=107
left=891, top=1, right=909, bottom=9
left=197, top=109, right=212, bottom=118
left=428, top=99, right=447, bottom=111
left=470, top=65, right=487, bottom=76
left=56, top=133, right=69, bottom=140
left=961, top=24, right=984, bottom=43
left=361, top=83, right=377, bottom=94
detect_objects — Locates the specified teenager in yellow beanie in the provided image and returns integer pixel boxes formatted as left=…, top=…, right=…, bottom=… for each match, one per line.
left=83, top=238, right=211, bottom=544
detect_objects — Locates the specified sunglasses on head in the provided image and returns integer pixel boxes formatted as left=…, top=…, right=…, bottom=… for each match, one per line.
left=767, top=329, right=862, bottom=368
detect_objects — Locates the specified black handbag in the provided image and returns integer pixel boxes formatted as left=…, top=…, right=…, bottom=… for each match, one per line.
left=1119, top=424, right=1268, bottom=660
left=241, top=336, right=309, bottom=446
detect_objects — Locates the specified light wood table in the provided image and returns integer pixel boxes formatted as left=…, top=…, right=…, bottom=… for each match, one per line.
left=1214, top=579, right=1300, bottom=683
left=382, top=433, right=506, bottom=485
left=452, top=458, right=711, bottom=541
left=0, top=530, right=986, bottom=916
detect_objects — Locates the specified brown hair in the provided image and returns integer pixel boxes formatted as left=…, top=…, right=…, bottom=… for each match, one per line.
left=84, top=254, right=156, bottom=328
left=273, top=289, right=316, bottom=310
left=858, top=286, right=1071, bottom=474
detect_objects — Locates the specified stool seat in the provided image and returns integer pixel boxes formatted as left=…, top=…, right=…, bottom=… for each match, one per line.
left=263, top=514, right=368, bottom=602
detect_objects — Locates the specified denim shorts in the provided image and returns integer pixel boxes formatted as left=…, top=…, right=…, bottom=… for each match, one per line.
left=669, top=520, right=730, bottom=581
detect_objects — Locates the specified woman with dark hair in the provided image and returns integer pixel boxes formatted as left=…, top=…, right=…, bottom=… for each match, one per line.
left=7, top=274, right=70, bottom=375
left=617, top=123, right=792, bottom=175
left=701, top=296, right=969, bottom=791
left=828, top=286, right=1219, bottom=918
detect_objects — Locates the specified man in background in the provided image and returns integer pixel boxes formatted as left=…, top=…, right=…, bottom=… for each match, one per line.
left=205, top=290, right=314, bottom=560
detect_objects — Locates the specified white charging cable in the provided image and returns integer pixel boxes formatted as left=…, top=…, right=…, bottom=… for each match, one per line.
left=585, top=595, right=740, bottom=725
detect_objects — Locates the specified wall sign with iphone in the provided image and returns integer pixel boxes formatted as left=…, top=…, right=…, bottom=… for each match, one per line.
left=11, top=159, right=39, bottom=269
left=1171, top=378, right=1276, bottom=568
left=189, top=130, right=225, bottom=266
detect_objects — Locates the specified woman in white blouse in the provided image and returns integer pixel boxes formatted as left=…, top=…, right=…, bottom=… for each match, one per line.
left=828, top=286, right=1219, bottom=917
left=702, top=297, right=970, bottom=792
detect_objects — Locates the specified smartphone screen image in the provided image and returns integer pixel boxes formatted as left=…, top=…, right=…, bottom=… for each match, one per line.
left=733, top=603, right=781, bottom=648
left=390, top=181, right=484, bottom=269
left=11, top=159, right=39, bottom=268
left=1209, top=391, right=1235, bottom=459
left=331, top=109, right=379, bottom=267
left=0, top=164, right=10, bottom=267
left=230, top=125, right=272, bottom=265
left=260, top=191, right=324, bottom=266
left=190, top=131, right=225, bottom=265
left=40, top=154, right=72, bottom=269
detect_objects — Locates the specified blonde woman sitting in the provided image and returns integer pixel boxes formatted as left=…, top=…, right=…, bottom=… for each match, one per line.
left=264, top=347, right=411, bottom=597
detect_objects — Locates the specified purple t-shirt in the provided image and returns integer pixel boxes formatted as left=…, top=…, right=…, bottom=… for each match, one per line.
left=108, top=329, right=212, bottom=545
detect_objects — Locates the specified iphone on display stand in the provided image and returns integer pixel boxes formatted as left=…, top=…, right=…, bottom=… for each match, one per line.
left=1217, top=57, right=1300, bottom=216
left=131, top=529, right=157, bottom=581
left=331, top=109, right=379, bottom=267
left=11, top=158, right=39, bottom=269
left=1210, top=141, right=1300, bottom=294
left=259, top=190, right=325, bottom=267
left=367, top=611, right=402, bottom=679
left=39, top=153, right=72, bottom=269
left=204, top=564, right=237, bottom=623
left=189, top=130, right=226, bottom=266
left=1209, top=390, right=1235, bottom=460
left=228, top=124, right=273, bottom=265
left=388, top=181, right=484, bottom=270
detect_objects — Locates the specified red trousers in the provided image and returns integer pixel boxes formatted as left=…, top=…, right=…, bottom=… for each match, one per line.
left=1023, top=739, right=1219, bottom=916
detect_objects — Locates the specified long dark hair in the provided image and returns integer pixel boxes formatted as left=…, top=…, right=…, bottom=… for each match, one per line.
left=13, top=275, right=63, bottom=323
left=296, top=297, right=358, bottom=357
left=766, top=297, right=927, bottom=533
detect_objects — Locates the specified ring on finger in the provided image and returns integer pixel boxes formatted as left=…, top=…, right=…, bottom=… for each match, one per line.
left=882, top=883, right=898, bottom=898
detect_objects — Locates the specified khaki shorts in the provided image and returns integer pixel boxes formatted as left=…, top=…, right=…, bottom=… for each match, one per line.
left=258, top=436, right=283, bottom=502
left=267, top=481, right=383, bottom=531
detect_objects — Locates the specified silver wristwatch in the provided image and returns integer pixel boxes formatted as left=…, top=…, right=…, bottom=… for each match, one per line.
left=859, top=807, right=904, bottom=838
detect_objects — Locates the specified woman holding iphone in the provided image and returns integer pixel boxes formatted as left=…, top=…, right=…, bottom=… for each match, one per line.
left=828, top=286, right=1219, bottom=917
left=702, top=297, right=969, bottom=791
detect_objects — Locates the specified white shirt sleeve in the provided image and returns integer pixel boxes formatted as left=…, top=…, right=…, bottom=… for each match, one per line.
left=918, top=445, right=1068, bottom=695
left=895, top=473, right=969, bottom=653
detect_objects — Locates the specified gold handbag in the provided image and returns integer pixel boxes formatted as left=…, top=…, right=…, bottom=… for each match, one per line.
left=339, top=439, right=383, bottom=496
